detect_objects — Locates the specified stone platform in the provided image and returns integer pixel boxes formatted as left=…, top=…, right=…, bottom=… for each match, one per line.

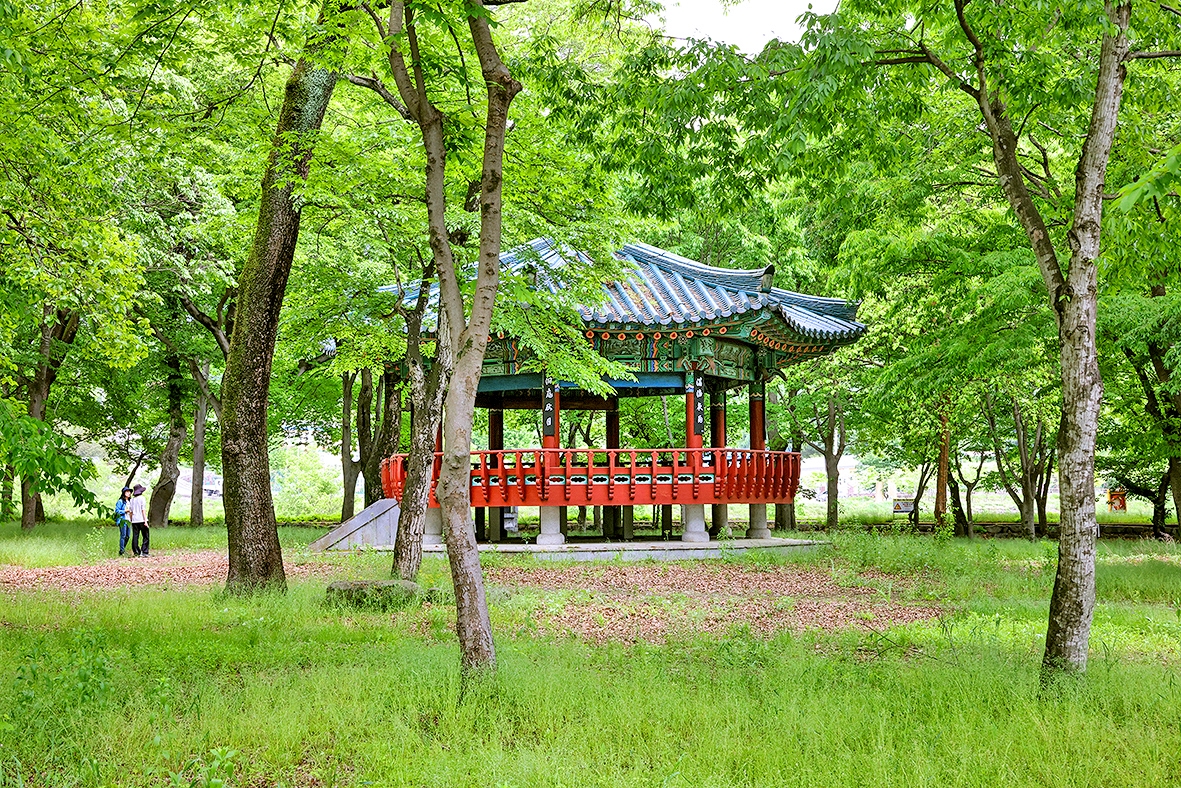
left=420, top=537, right=822, bottom=562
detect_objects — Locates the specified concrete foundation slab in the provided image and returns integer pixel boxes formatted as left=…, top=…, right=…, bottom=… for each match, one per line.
left=310, top=499, right=400, bottom=552
left=431, top=537, right=821, bottom=562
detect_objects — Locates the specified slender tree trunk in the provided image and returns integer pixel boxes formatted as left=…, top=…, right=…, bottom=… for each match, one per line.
left=191, top=374, right=209, bottom=528
left=1169, top=457, right=1181, bottom=530
left=221, top=32, right=339, bottom=593
left=124, top=453, right=146, bottom=490
left=934, top=407, right=950, bottom=528
left=824, top=451, right=839, bottom=530
left=19, top=309, right=79, bottom=529
left=1152, top=474, right=1171, bottom=540
left=148, top=354, right=187, bottom=528
left=908, top=462, right=934, bottom=528
left=393, top=308, right=451, bottom=583
left=437, top=6, right=521, bottom=681
left=21, top=386, right=49, bottom=531
left=361, top=370, right=400, bottom=508
left=341, top=372, right=361, bottom=522
left=377, top=0, right=518, bottom=681
left=1040, top=5, right=1128, bottom=676
left=1036, top=447, right=1054, bottom=537
left=948, top=473, right=969, bottom=537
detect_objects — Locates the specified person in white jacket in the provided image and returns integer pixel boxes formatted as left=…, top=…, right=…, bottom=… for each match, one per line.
left=129, top=484, right=149, bottom=557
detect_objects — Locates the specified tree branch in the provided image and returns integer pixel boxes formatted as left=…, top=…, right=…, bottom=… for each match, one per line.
left=1127, top=50, right=1181, bottom=59
left=344, top=72, right=413, bottom=120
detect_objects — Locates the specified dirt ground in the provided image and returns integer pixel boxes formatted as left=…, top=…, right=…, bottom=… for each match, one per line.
left=485, top=563, right=942, bottom=643
left=0, top=550, right=338, bottom=592
left=0, top=551, right=943, bottom=641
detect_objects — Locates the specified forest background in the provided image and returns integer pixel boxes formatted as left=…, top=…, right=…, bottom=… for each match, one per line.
left=1, top=0, right=1179, bottom=545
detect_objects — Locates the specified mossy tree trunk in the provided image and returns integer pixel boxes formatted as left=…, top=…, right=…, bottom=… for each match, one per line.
left=221, top=32, right=338, bottom=593
left=19, top=308, right=78, bottom=530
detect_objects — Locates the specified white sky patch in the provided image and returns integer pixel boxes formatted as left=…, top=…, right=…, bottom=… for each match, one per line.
left=654, top=0, right=839, bottom=53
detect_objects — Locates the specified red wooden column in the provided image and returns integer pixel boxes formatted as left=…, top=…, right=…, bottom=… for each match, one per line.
left=685, top=371, right=704, bottom=450
left=488, top=408, right=504, bottom=542
left=604, top=406, right=620, bottom=540
left=542, top=377, right=559, bottom=449
left=747, top=379, right=771, bottom=539
left=537, top=377, right=564, bottom=544
left=710, top=388, right=728, bottom=537
left=682, top=371, right=708, bottom=542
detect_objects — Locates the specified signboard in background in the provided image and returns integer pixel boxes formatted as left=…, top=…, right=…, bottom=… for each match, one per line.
left=892, top=498, right=915, bottom=516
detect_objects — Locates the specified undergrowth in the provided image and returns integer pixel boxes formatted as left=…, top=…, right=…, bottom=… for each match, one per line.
left=0, top=531, right=1178, bottom=785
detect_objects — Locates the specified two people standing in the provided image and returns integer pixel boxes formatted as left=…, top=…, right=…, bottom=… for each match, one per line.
left=115, top=484, right=149, bottom=557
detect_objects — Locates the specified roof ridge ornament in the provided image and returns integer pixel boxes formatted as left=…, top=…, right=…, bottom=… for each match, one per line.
left=760, top=265, right=775, bottom=293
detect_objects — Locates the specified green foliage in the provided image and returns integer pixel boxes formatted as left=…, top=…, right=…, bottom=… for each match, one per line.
left=270, top=445, right=350, bottom=519
left=0, top=399, right=100, bottom=515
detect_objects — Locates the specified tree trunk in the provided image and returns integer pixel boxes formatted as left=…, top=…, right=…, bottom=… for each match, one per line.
left=148, top=354, right=187, bottom=528
left=19, top=478, right=36, bottom=531
left=191, top=376, right=209, bottom=528
left=824, top=451, right=839, bottom=530
left=908, top=462, right=934, bottom=529
left=1018, top=498, right=1038, bottom=541
left=1169, top=456, right=1181, bottom=530
left=21, top=385, right=49, bottom=531
left=934, top=406, right=950, bottom=528
left=221, top=34, right=339, bottom=593
left=341, top=372, right=361, bottom=523
left=1151, top=473, right=1171, bottom=540
left=18, top=308, right=79, bottom=529
left=439, top=5, right=521, bottom=682
left=377, top=0, right=519, bottom=682
left=393, top=303, right=451, bottom=583
left=1042, top=16, right=1127, bottom=676
left=361, top=370, right=400, bottom=508
left=1036, top=446, right=1054, bottom=538
left=948, top=473, right=969, bottom=537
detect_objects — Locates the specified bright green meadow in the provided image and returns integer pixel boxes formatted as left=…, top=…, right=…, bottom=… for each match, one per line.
left=0, top=522, right=1179, bottom=787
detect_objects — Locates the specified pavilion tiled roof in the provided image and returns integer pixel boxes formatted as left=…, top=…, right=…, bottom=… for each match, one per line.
left=389, top=238, right=866, bottom=347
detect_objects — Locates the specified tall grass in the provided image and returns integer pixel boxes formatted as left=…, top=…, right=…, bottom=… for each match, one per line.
left=0, top=581, right=1177, bottom=787
left=0, top=530, right=1178, bottom=785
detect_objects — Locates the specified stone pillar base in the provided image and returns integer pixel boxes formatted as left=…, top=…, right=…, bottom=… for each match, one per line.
left=537, top=507, right=565, bottom=545
left=746, top=503, right=771, bottom=539
left=423, top=507, right=444, bottom=545
left=681, top=504, right=709, bottom=542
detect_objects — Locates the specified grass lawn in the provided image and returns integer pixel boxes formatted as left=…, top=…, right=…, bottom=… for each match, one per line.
left=0, top=522, right=1179, bottom=786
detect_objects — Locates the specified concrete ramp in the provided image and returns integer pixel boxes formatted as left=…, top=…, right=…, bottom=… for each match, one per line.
left=310, top=499, right=400, bottom=552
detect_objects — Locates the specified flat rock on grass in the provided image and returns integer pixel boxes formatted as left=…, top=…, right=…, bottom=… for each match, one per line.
left=326, top=579, right=420, bottom=610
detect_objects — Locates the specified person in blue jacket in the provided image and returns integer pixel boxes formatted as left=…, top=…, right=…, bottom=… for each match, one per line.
left=114, top=487, right=132, bottom=556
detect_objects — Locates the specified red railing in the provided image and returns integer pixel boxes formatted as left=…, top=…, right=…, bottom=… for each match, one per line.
left=381, top=448, right=800, bottom=508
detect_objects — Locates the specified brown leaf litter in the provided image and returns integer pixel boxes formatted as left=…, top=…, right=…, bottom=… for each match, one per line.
left=0, top=550, right=336, bottom=592
left=485, top=563, right=942, bottom=643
